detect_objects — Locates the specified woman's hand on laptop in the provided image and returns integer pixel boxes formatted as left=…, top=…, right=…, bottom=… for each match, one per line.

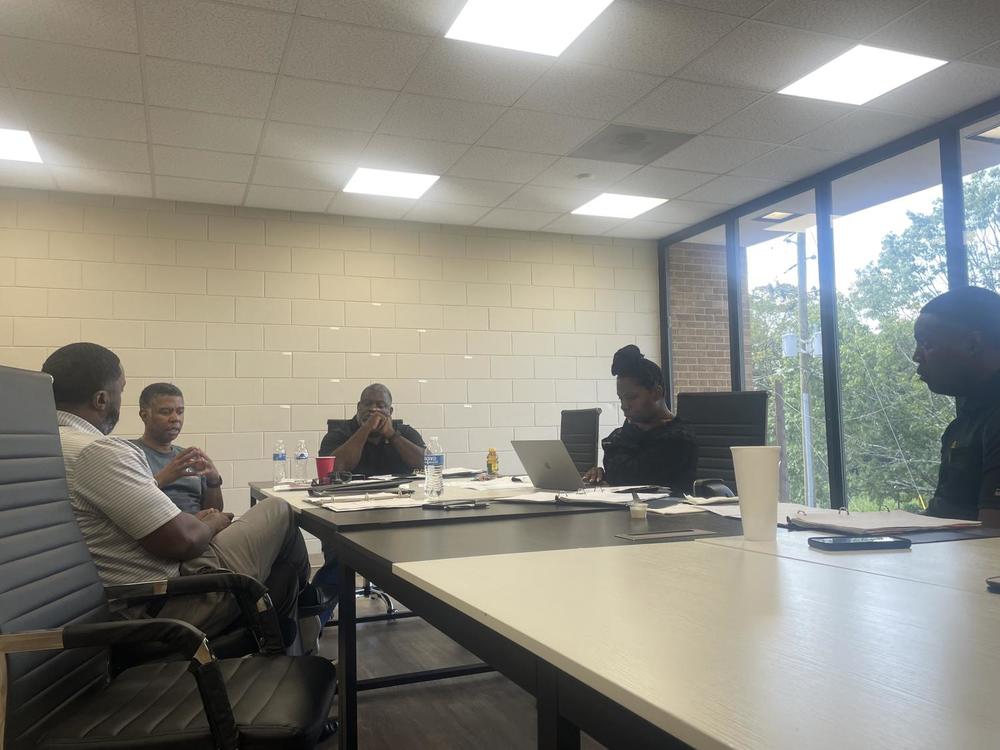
left=582, top=466, right=605, bottom=484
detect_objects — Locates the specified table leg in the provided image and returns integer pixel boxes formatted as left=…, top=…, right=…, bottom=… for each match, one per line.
left=338, top=561, right=358, bottom=750
left=537, top=662, right=580, bottom=750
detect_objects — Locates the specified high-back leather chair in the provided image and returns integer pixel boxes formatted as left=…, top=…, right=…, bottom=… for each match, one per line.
left=675, top=391, right=769, bottom=492
left=559, top=408, right=603, bottom=474
left=0, top=364, right=336, bottom=750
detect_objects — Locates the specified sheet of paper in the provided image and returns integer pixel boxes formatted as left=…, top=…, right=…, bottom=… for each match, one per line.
left=272, top=481, right=313, bottom=491
left=442, top=467, right=481, bottom=476
left=322, top=496, right=425, bottom=512
left=683, top=494, right=739, bottom=506
left=446, top=476, right=529, bottom=491
left=648, top=503, right=709, bottom=515
left=702, top=503, right=844, bottom=524
left=557, top=490, right=673, bottom=504
left=499, top=492, right=561, bottom=503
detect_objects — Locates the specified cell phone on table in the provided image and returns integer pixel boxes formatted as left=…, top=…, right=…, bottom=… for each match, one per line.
left=807, top=535, right=911, bottom=551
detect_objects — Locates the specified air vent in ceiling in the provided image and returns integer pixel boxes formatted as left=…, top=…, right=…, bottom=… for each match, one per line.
left=569, top=125, right=695, bottom=166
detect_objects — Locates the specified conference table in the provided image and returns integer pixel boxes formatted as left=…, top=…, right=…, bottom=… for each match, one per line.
left=253, top=480, right=1000, bottom=748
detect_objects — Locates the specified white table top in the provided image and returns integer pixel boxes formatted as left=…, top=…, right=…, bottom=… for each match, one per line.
left=697, top=531, right=1000, bottom=595
left=394, top=542, right=1000, bottom=750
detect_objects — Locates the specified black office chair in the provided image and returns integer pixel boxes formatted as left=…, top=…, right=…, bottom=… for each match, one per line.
left=559, top=408, right=602, bottom=474
left=0, top=364, right=336, bottom=750
left=675, top=391, right=769, bottom=493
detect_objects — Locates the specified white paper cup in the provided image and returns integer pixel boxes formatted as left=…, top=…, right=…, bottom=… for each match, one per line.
left=731, top=446, right=781, bottom=542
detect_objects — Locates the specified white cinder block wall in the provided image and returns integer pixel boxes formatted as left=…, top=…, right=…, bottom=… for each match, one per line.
left=0, top=189, right=661, bottom=532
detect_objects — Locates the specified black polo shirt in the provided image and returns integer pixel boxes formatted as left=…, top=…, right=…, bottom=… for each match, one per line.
left=318, top=417, right=425, bottom=477
left=927, top=370, right=1000, bottom=520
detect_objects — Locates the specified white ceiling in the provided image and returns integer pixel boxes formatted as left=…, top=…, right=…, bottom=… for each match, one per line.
left=0, top=0, right=997, bottom=240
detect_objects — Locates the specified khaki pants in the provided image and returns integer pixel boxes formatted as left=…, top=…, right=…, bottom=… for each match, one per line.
left=156, top=498, right=308, bottom=638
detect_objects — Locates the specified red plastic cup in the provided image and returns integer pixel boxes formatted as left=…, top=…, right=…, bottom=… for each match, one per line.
left=315, top=456, right=335, bottom=482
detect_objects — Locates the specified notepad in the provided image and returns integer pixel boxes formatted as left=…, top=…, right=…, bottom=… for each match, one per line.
left=322, top=496, right=426, bottom=512
left=784, top=508, right=981, bottom=535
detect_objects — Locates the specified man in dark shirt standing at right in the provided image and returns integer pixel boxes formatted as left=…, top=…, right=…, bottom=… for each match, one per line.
left=319, top=383, right=425, bottom=476
left=914, top=286, right=1000, bottom=524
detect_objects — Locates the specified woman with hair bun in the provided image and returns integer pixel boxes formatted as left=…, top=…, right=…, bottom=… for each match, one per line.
left=582, top=345, right=698, bottom=493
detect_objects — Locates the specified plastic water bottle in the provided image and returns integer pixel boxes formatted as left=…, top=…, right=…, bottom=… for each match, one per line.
left=423, top=436, right=445, bottom=498
left=292, top=439, right=309, bottom=481
left=272, top=440, right=287, bottom=483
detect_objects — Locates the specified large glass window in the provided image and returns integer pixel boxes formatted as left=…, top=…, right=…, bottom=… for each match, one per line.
left=740, top=192, right=829, bottom=507
left=961, top=115, right=1000, bottom=291
left=832, top=142, right=952, bottom=511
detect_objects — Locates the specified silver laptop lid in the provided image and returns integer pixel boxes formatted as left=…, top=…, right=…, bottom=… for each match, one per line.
left=511, top=439, right=586, bottom=491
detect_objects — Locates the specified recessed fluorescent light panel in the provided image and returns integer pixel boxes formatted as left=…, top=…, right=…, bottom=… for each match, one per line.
left=446, top=0, right=614, bottom=56
left=779, top=45, right=946, bottom=105
left=344, top=167, right=439, bottom=199
left=755, top=210, right=799, bottom=223
left=572, top=193, right=667, bottom=219
left=0, top=128, right=42, bottom=163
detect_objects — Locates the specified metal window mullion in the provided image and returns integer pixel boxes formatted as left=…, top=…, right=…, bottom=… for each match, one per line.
left=939, top=130, right=969, bottom=289
left=658, top=241, right=674, bottom=408
left=725, top=217, right=744, bottom=391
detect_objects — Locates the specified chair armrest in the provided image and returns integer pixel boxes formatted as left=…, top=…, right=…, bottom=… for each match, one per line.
left=0, top=620, right=240, bottom=750
left=106, top=573, right=285, bottom=655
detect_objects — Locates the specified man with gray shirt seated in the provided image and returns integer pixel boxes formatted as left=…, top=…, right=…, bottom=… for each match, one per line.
left=42, top=342, right=309, bottom=643
left=132, top=382, right=224, bottom=515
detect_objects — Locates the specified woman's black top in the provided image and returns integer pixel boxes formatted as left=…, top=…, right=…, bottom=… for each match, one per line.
left=601, top=417, right=698, bottom=493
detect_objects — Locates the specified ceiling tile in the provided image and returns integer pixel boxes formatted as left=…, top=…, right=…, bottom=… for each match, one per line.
left=51, top=167, right=152, bottom=197
left=610, top=167, right=716, bottom=198
left=476, top=208, right=561, bottom=231
left=245, top=184, right=334, bottom=212
left=479, top=110, right=605, bottom=156
left=680, top=174, right=787, bottom=205
left=149, top=107, right=263, bottom=153
left=155, top=176, right=247, bottom=204
left=866, top=62, right=1000, bottom=120
left=261, top=121, right=368, bottom=163
left=15, top=90, right=147, bottom=142
left=531, top=158, right=638, bottom=191
left=563, top=0, right=742, bottom=77
left=328, top=192, right=415, bottom=220
left=792, top=109, right=932, bottom=153
left=653, top=135, right=776, bottom=172
left=676, top=21, right=853, bottom=91
left=0, top=89, right=26, bottom=130
left=269, top=78, right=396, bottom=131
left=377, top=94, right=505, bottom=144
left=360, top=134, right=469, bottom=174
left=500, top=185, right=598, bottom=213
left=617, top=79, right=763, bottom=133
left=543, top=214, right=625, bottom=235
left=0, top=0, right=138, bottom=52
left=299, top=0, right=465, bottom=36
left=640, top=199, right=727, bottom=224
left=139, top=0, right=292, bottom=72
left=153, top=145, right=254, bottom=182
left=755, top=0, right=923, bottom=39
left=604, top=219, right=684, bottom=239
left=283, top=16, right=430, bottom=90
left=421, top=176, right=520, bottom=207
left=447, top=147, right=558, bottom=183
left=515, top=62, right=663, bottom=120
left=708, top=95, right=852, bottom=143
left=253, top=157, right=355, bottom=191
left=0, top=37, right=142, bottom=102
left=730, top=146, right=849, bottom=181
left=966, top=41, right=1000, bottom=68
left=144, top=58, right=276, bottom=118
left=405, top=39, right=552, bottom=106
left=226, top=0, right=297, bottom=10
left=34, top=134, right=150, bottom=172
left=867, top=0, right=1000, bottom=59
left=668, top=0, right=771, bottom=15
left=405, top=201, right=491, bottom=226
left=0, top=161, right=55, bottom=190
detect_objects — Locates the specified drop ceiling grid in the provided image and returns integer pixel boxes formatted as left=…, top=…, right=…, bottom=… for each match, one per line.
left=0, top=0, right=993, bottom=238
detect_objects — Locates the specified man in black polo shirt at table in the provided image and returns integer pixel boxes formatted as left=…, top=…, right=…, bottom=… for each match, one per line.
left=319, top=383, right=425, bottom=476
left=913, top=286, right=1000, bottom=525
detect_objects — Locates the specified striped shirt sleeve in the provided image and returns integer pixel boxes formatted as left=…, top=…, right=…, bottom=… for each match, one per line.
left=74, top=438, right=181, bottom=540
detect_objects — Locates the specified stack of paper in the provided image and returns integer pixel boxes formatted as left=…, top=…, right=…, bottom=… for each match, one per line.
left=648, top=503, right=709, bottom=516
left=445, top=476, right=531, bottom=491
left=557, top=490, right=673, bottom=505
left=682, top=494, right=739, bottom=506
left=322, top=495, right=425, bottom=512
left=785, top=508, right=981, bottom=534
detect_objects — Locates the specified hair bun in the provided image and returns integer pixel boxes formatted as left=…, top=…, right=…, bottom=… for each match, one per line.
left=611, top=344, right=644, bottom=376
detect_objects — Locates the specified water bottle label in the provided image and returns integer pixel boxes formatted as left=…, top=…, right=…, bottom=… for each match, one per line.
left=273, top=453, right=286, bottom=460
left=295, top=452, right=308, bottom=459
left=424, top=454, right=444, bottom=468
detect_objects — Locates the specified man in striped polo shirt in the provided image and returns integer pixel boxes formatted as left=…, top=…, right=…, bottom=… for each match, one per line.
left=42, top=342, right=309, bottom=642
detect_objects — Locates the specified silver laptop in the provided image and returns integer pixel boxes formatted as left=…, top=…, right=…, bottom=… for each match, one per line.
left=511, top=440, right=586, bottom=491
